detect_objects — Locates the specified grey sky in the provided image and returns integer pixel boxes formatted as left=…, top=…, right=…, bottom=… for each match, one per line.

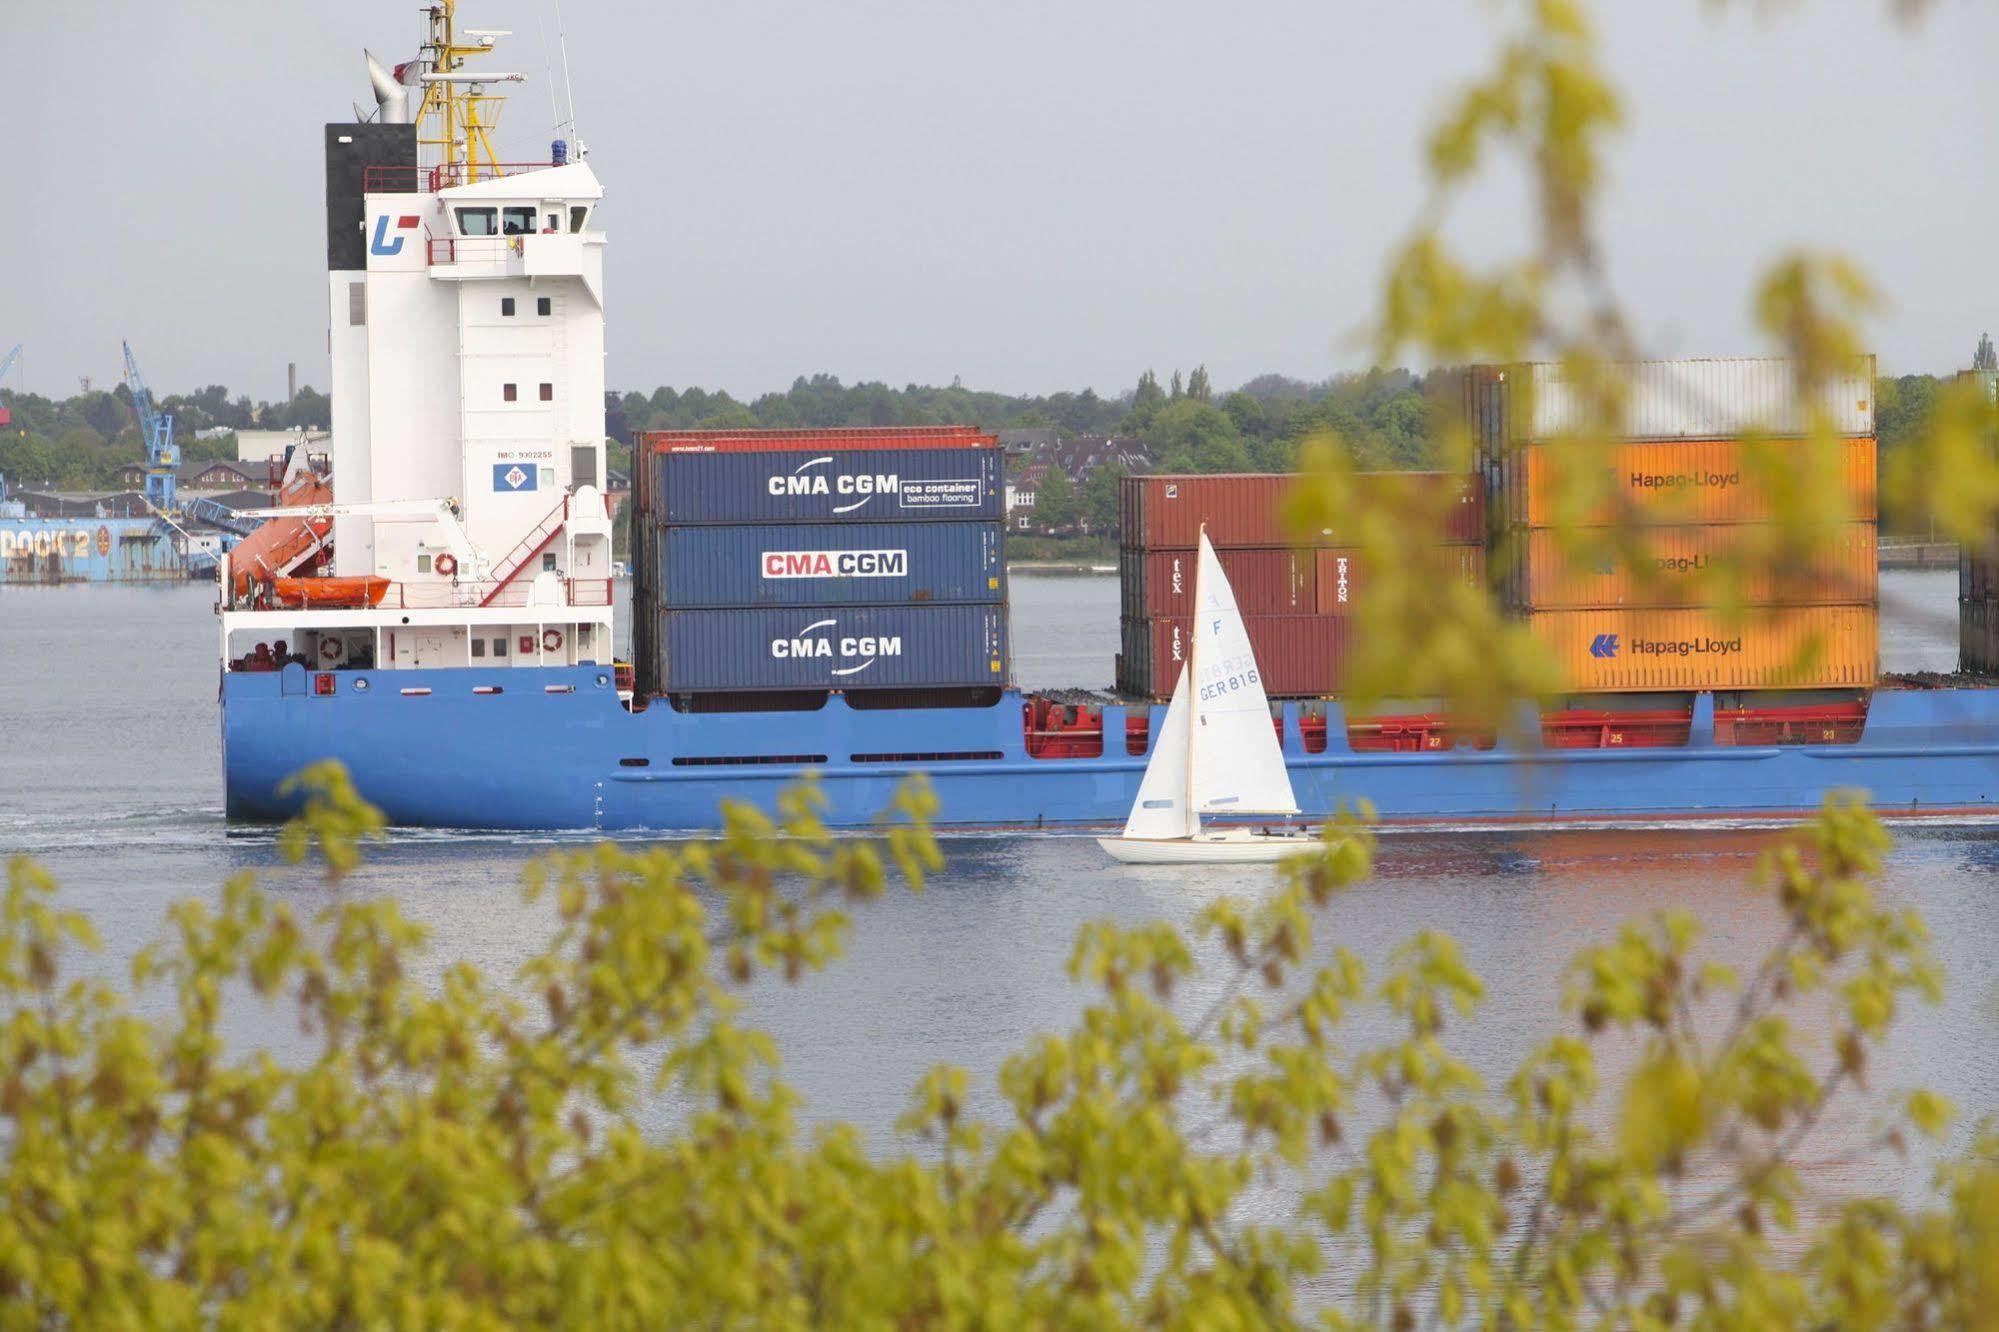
left=3, top=2, right=1995, bottom=404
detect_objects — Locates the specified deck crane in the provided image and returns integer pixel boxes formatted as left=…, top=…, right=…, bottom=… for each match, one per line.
left=121, top=340, right=178, bottom=512
left=0, top=345, right=20, bottom=428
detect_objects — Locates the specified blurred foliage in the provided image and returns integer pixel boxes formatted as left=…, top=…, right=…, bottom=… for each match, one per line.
left=5, top=773, right=1997, bottom=1325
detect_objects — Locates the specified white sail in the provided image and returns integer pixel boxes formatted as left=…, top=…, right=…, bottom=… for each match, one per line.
left=1188, top=532, right=1300, bottom=816
left=1122, top=668, right=1196, bottom=839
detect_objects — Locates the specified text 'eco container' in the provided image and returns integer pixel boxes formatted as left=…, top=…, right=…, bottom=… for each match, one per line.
left=1118, top=616, right=1351, bottom=700
left=662, top=522, right=1005, bottom=608
left=1508, top=524, right=1876, bottom=609
left=650, top=446, right=1005, bottom=526
left=1461, top=356, right=1876, bottom=448
left=1528, top=605, right=1878, bottom=692
left=1119, top=473, right=1483, bottom=550
left=1492, top=437, right=1877, bottom=528
left=660, top=605, right=1009, bottom=693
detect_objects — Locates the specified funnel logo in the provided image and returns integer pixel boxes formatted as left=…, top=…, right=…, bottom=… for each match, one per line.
left=770, top=618, right=904, bottom=676
left=370, top=213, right=421, bottom=257
left=1589, top=633, right=1620, bottom=659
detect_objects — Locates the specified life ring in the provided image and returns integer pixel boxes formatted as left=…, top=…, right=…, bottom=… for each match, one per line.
left=434, top=553, right=458, bottom=577
left=319, top=638, right=342, bottom=662
left=542, top=629, right=564, bottom=653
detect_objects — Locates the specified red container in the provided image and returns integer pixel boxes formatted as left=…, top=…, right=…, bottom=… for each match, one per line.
left=1120, top=547, right=1317, bottom=619
left=1310, top=545, right=1486, bottom=615
left=643, top=426, right=996, bottom=454
left=1117, top=615, right=1351, bottom=699
left=1120, top=472, right=1483, bottom=549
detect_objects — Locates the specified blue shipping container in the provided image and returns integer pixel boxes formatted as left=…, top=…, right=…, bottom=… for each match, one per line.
left=652, top=448, right=1005, bottom=525
left=660, top=605, right=1009, bottom=692
left=662, top=522, right=1005, bottom=608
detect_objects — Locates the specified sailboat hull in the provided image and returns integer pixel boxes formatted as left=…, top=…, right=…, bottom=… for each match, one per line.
left=1096, top=829, right=1313, bottom=864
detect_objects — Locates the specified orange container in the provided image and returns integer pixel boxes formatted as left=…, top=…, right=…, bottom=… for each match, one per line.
left=1509, top=523, right=1876, bottom=609
left=1527, top=605, right=1878, bottom=692
left=1313, top=545, right=1485, bottom=615
left=1494, top=437, right=1876, bottom=528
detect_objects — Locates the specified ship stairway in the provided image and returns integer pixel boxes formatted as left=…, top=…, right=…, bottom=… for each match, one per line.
left=184, top=495, right=262, bottom=537
left=479, top=494, right=568, bottom=606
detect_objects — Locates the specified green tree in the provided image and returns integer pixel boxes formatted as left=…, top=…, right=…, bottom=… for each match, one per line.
left=1032, top=463, right=1079, bottom=529
left=1146, top=398, right=1250, bottom=473
left=1127, top=369, right=1166, bottom=430
left=1169, top=369, right=1185, bottom=400
left=1079, top=461, right=1124, bottom=534
left=1187, top=364, right=1212, bottom=402
left=1975, top=332, right=1996, bottom=371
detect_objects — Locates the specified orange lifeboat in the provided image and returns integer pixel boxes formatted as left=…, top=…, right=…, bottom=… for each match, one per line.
left=269, top=575, right=390, bottom=608
left=230, top=470, right=333, bottom=598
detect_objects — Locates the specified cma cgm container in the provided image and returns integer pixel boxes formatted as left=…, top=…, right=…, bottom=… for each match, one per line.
left=1507, top=524, right=1876, bottom=609
left=1462, top=356, right=1876, bottom=450
left=1121, top=547, right=1317, bottom=619
left=659, top=605, right=1009, bottom=693
left=1528, top=605, right=1878, bottom=692
left=1491, top=437, right=1877, bottom=528
left=648, top=445, right=1005, bottom=526
left=645, top=426, right=992, bottom=454
left=1120, top=473, right=1483, bottom=550
left=662, top=522, right=1005, bottom=608
left=1119, top=615, right=1351, bottom=699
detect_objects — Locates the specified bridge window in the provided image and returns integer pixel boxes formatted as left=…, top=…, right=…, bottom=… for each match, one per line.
left=455, top=207, right=497, bottom=236
left=537, top=296, right=551, bottom=316
left=539, top=382, right=553, bottom=401
left=501, top=297, right=516, bottom=316
left=501, top=206, right=535, bottom=235
left=569, top=205, right=588, bottom=232
left=503, top=383, right=518, bottom=402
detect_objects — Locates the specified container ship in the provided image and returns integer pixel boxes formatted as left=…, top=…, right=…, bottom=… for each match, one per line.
left=220, top=5, right=1999, bottom=831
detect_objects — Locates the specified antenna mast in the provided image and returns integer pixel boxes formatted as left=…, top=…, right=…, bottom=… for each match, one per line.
left=412, top=1, right=524, bottom=183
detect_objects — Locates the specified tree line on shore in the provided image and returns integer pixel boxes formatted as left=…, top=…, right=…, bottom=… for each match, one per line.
left=0, top=366, right=1956, bottom=511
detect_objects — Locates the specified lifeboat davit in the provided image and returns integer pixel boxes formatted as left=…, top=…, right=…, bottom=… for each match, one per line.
left=269, top=575, right=390, bottom=608
left=230, top=470, right=334, bottom=598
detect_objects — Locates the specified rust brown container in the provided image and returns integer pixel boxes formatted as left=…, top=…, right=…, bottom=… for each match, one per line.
left=1527, top=605, right=1878, bottom=692
left=1120, top=472, right=1484, bottom=549
left=1117, top=615, right=1352, bottom=699
left=1491, top=437, right=1877, bottom=528
left=1508, top=523, right=1877, bottom=609
left=1312, top=545, right=1485, bottom=615
left=1121, top=547, right=1317, bottom=619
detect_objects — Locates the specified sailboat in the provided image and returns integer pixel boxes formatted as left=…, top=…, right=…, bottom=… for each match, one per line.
left=1098, top=527, right=1311, bottom=864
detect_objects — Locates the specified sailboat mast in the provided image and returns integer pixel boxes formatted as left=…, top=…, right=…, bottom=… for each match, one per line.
left=1185, top=524, right=1204, bottom=838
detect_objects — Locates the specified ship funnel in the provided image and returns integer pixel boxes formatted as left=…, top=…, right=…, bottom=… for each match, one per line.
left=365, top=49, right=412, bottom=123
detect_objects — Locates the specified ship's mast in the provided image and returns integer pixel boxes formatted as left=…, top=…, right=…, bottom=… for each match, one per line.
left=413, top=1, right=512, bottom=183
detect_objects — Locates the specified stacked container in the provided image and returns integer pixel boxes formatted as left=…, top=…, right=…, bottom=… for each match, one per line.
left=634, top=427, right=1009, bottom=697
left=1115, top=472, right=1485, bottom=698
left=1464, top=357, right=1880, bottom=692
left=1957, top=369, right=1999, bottom=672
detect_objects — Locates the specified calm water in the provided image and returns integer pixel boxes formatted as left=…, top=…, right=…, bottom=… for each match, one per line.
left=1, top=570, right=1996, bottom=1193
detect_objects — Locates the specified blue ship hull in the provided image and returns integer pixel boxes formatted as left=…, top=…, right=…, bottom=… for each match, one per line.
left=222, top=664, right=1999, bottom=830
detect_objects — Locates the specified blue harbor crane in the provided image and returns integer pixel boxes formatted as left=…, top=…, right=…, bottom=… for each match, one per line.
left=121, top=340, right=178, bottom=512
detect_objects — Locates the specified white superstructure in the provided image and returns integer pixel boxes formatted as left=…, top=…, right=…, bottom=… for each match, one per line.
left=219, top=6, right=616, bottom=680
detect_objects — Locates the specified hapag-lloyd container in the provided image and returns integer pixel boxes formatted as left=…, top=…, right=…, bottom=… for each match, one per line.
left=1312, top=545, right=1486, bottom=616
left=663, top=522, right=1005, bottom=608
left=660, top=605, right=1009, bottom=693
left=1509, top=524, right=1876, bottom=609
left=1491, top=437, right=1877, bottom=528
left=1121, top=547, right=1317, bottom=619
left=651, top=447, right=1005, bottom=526
left=1119, top=473, right=1484, bottom=550
left=1528, top=605, right=1878, bottom=692
left=1117, top=615, right=1352, bottom=700
left=643, top=426, right=994, bottom=454
left=1461, top=356, right=1877, bottom=449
